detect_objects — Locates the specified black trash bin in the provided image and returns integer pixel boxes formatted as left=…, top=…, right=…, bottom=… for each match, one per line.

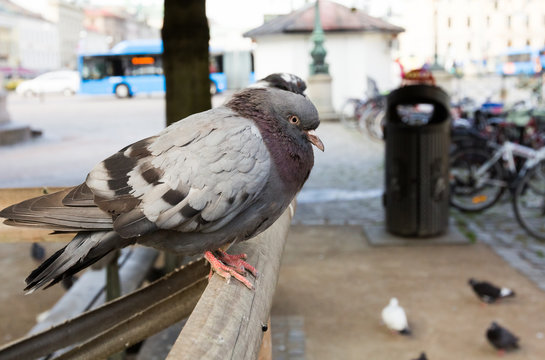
left=384, top=84, right=451, bottom=237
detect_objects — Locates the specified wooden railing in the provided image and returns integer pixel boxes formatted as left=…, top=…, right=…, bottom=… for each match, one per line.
left=0, top=188, right=293, bottom=360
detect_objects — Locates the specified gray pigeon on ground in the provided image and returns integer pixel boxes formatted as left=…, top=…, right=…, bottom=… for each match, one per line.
left=468, top=278, right=515, bottom=304
left=486, top=322, right=520, bottom=354
left=0, top=77, right=323, bottom=292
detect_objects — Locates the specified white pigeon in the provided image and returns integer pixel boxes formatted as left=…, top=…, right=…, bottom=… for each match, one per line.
left=381, top=297, right=411, bottom=335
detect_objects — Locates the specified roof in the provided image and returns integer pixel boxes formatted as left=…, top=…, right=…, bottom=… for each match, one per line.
left=244, top=0, right=404, bottom=38
left=110, top=39, right=163, bottom=55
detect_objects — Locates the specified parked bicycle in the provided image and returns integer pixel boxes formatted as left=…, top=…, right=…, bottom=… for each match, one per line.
left=450, top=139, right=545, bottom=240
left=340, top=97, right=367, bottom=128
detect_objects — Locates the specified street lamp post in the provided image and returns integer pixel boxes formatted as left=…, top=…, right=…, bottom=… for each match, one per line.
left=307, top=0, right=338, bottom=121
left=310, top=0, right=329, bottom=75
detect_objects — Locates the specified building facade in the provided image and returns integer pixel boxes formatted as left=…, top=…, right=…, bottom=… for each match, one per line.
left=375, top=0, right=545, bottom=74
left=0, top=0, right=60, bottom=73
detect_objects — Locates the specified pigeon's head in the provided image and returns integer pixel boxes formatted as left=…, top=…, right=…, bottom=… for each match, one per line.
left=487, top=322, right=501, bottom=339
left=468, top=278, right=477, bottom=286
left=389, top=297, right=399, bottom=306
left=227, top=87, right=324, bottom=152
left=253, top=73, right=307, bottom=96
left=489, top=322, right=500, bottom=330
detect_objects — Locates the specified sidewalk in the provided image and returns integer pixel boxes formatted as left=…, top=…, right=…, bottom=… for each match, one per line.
left=272, top=225, right=545, bottom=360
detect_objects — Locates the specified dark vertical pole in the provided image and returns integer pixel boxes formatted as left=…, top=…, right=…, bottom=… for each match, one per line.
left=162, top=0, right=211, bottom=126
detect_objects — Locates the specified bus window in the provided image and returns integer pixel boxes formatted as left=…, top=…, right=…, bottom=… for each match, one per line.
left=82, top=57, right=107, bottom=80
left=507, top=53, right=531, bottom=62
left=209, top=54, right=223, bottom=73
left=106, top=56, right=124, bottom=77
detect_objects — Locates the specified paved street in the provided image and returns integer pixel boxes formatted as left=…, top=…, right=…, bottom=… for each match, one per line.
left=2, top=91, right=545, bottom=292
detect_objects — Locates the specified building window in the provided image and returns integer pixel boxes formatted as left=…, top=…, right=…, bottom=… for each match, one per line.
left=526, top=15, right=530, bottom=28
left=507, top=15, right=511, bottom=28
left=526, top=39, right=531, bottom=46
left=507, top=39, right=512, bottom=47
left=494, top=0, right=498, bottom=10
left=486, top=16, right=490, bottom=27
left=467, top=17, right=471, bottom=27
left=467, top=42, right=471, bottom=51
left=447, top=17, right=451, bottom=28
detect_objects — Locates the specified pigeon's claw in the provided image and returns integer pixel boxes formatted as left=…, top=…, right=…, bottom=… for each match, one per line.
left=204, top=250, right=257, bottom=290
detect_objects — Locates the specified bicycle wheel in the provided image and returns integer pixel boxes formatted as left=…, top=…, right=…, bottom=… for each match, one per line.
left=340, top=98, right=360, bottom=128
left=513, top=160, right=545, bottom=241
left=449, top=148, right=505, bottom=212
left=366, top=108, right=385, bottom=141
left=357, top=105, right=376, bottom=134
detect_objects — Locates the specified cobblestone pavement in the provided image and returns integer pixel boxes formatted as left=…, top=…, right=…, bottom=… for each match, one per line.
left=294, top=122, right=385, bottom=226
left=296, top=121, right=545, bottom=292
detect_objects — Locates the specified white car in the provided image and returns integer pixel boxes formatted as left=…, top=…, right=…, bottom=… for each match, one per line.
left=16, top=70, right=80, bottom=96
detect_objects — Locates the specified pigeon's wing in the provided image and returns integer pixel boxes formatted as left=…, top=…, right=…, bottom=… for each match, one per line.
left=0, top=185, right=113, bottom=231
left=86, top=108, right=271, bottom=239
left=474, top=282, right=501, bottom=299
left=500, top=328, right=520, bottom=348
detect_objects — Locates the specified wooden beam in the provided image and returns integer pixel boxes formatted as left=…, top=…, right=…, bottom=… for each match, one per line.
left=29, top=247, right=158, bottom=336
left=166, top=203, right=294, bottom=360
left=52, top=279, right=207, bottom=360
left=0, top=258, right=208, bottom=360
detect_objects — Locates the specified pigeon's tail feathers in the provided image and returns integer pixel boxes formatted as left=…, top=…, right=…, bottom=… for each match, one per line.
left=500, top=287, right=515, bottom=298
left=399, top=327, right=411, bottom=336
left=25, top=231, right=131, bottom=293
left=0, top=185, right=113, bottom=232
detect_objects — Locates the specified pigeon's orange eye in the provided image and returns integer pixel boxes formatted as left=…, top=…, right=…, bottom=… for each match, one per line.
left=288, top=115, right=300, bottom=125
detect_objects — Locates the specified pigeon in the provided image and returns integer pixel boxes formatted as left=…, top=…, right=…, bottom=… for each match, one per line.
left=251, top=73, right=307, bottom=96
left=411, top=353, right=428, bottom=360
left=381, top=297, right=411, bottom=335
left=0, top=77, right=324, bottom=292
left=468, top=278, right=515, bottom=304
left=30, top=242, right=46, bottom=261
left=486, top=322, right=520, bottom=355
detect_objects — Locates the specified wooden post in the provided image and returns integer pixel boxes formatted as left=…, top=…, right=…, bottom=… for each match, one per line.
left=166, top=203, right=294, bottom=360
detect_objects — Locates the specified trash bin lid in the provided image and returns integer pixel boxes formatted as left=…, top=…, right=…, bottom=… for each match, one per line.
left=386, top=84, right=450, bottom=125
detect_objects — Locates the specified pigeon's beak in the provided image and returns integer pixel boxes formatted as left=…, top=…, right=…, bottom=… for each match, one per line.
left=305, top=130, right=324, bottom=151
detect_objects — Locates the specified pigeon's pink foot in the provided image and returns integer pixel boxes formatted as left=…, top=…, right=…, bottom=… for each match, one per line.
left=204, top=250, right=257, bottom=290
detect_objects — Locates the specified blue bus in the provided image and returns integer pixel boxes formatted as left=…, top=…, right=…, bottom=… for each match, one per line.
left=496, top=47, right=545, bottom=76
left=78, top=39, right=227, bottom=98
